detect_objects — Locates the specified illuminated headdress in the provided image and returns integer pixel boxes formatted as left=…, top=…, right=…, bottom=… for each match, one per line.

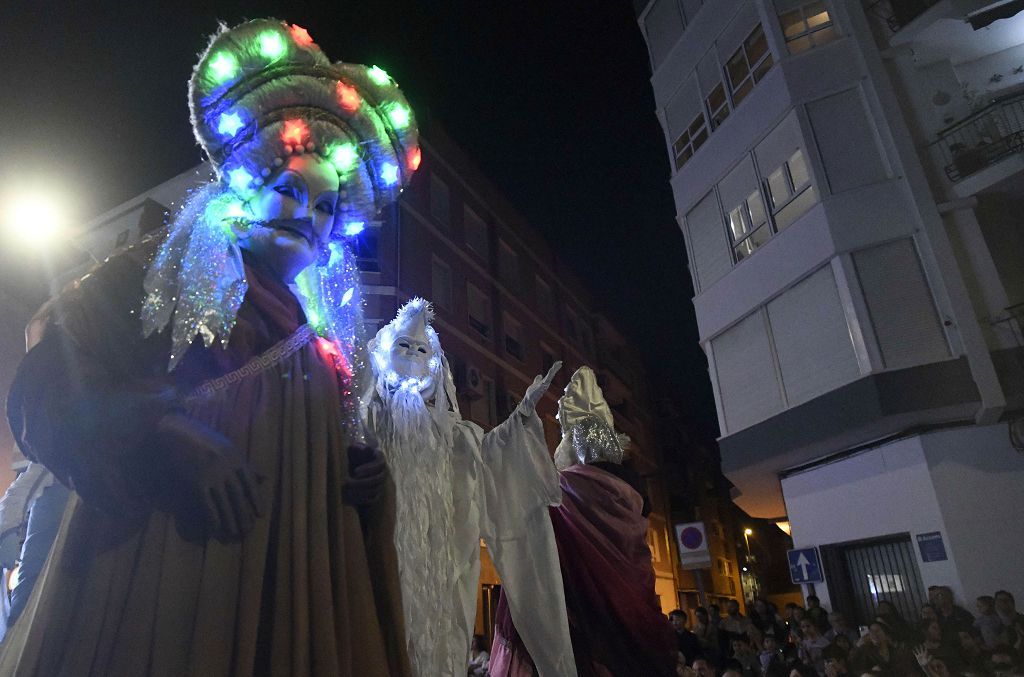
left=553, top=366, right=629, bottom=470
left=142, top=18, right=420, bottom=374
left=367, top=298, right=445, bottom=397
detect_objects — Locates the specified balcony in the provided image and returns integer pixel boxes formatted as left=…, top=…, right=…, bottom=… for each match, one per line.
left=929, top=91, right=1024, bottom=182
left=868, top=0, right=942, bottom=32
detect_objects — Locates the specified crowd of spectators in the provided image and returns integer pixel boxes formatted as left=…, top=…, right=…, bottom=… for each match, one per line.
left=669, top=587, right=1024, bottom=677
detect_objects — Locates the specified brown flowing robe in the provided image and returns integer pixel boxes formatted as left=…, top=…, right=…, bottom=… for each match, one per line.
left=1, top=243, right=409, bottom=677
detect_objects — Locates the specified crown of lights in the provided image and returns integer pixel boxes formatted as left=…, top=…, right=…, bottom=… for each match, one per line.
left=189, top=18, right=420, bottom=234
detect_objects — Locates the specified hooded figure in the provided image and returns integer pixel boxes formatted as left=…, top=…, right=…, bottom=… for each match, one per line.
left=361, top=298, right=577, bottom=677
left=489, top=366, right=677, bottom=677
left=2, top=19, right=418, bottom=676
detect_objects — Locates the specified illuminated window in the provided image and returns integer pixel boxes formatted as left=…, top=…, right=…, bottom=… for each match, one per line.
left=673, top=112, right=709, bottom=169
left=779, top=2, right=837, bottom=55
left=765, top=149, right=817, bottom=230
left=726, top=190, right=770, bottom=262
left=725, top=24, right=774, bottom=107
left=867, top=573, right=906, bottom=595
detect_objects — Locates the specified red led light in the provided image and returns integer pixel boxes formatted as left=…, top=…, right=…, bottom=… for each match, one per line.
left=289, top=24, right=314, bottom=47
left=336, top=82, right=361, bottom=112
left=407, top=146, right=422, bottom=171
left=316, top=337, right=352, bottom=379
left=281, top=119, right=307, bottom=146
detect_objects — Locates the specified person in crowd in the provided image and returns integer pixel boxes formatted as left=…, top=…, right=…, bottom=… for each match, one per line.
left=876, top=600, right=913, bottom=643
left=975, top=595, right=1005, bottom=648
left=721, top=658, right=745, bottom=677
left=785, top=603, right=807, bottom=643
left=467, top=635, right=490, bottom=677
left=721, top=599, right=754, bottom=654
left=692, top=606, right=722, bottom=668
left=799, top=618, right=830, bottom=674
left=752, top=598, right=788, bottom=642
left=848, top=620, right=917, bottom=676
left=670, top=609, right=704, bottom=665
left=759, top=633, right=788, bottom=677
left=917, top=618, right=961, bottom=672
left=826, top=611, right=860, bottom=647
left=822, top=643, right=851, bottom=677
left=987, top=644, right=1019, bottom=675
left=1010, top=615, right=1024, bottom=655
left=913, top=644, right=952, bottom=677
left=806, top=595, right=831, bottom=632
left=918, top=603, right=939, bottom=639
left=729, top=635, right=759, bottom=677
left=692, top=657, right=716, bottom=677
left=994, top=590, right=1024, bottom=641
left=788, top=661, right=819, bottom=677
left=933, top=586, right=974, bottom=644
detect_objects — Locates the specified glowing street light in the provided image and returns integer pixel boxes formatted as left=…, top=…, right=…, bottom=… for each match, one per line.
left=3, top=191, right=69, bottom=249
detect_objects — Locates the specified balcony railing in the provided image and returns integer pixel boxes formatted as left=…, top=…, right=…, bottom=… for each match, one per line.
left=929, top=92, right=1024, bottom=182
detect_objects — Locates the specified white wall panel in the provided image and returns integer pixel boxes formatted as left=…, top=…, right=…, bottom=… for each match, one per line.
left=806, top=88, right=889, bottom=194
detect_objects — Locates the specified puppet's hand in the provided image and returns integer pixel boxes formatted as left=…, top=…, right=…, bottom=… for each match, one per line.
left=343, top=444, right=387, bottom=506
left=518, top=360, right=562, bottom=416
left=157, top=412, right=267, bottom=541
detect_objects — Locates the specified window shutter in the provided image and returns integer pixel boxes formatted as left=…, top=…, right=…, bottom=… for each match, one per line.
left=854, top=239, right=949, bottom=369
left=685, top=191, right=733, bottom=290
left=767, top=266, right=861, bottom=406
left=711, top=311, right=783, bottom=433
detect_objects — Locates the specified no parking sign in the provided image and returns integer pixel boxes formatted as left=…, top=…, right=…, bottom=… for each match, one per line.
left=675, top=522, right=711, bottom=570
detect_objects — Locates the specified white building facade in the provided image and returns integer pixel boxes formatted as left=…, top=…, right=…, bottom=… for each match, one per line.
left=638, top=0, right=1024, bottom=619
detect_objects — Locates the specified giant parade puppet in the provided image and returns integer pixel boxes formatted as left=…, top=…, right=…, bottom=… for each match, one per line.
left=3, top=19, right=418, bottom=676
left=361, top=299, right=576, bottom=677
left=489, top=366, right=678, bottom=677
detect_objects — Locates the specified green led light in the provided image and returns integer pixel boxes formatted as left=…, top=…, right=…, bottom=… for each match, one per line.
left=259, top=31, right=286, bottom=60
left=368, top=65, right=390, bottom=85
left=388, top=103, right=410, bottom=129
left=208, top=52, right=238, bottom=83
left=330, top=143, right=359, bottom=172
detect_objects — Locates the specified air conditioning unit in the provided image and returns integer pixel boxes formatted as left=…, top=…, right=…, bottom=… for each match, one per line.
left=463, top=365, right=484, bottom=400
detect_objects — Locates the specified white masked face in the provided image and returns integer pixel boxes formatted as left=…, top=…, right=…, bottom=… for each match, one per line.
left=389, top=333, right=432, bottom=381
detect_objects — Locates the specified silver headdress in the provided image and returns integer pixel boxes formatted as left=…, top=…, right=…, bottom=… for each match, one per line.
left=554, top=366, right=630, bottom=470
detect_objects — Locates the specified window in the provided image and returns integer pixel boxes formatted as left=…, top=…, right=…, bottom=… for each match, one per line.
left=536, top=277, right=556, bottom=321
left=705, top=83, right=730, bottom=130
left=644, top=0, right=686, bottom=68
left=765, top=149, right=816, bottom=230
left=354, top=222, right=382, bottom=272
left=430, top=174, right=450, bottom=228
left=504, top=313, right=525, bottom=361
left=727, top=193, right=770, bottom=261
left=467, top=282, right=491, bottom=337
left=498, top=240, right=519, bottom=288
left=464, top=205, right=488, bottom=257
left=725, top=24, right=773, bottom=107
left=469, top=377, right=496, bottom=426
left=779, top=2, right=837, bottom=54
left=431, top=258, right=452, bottom=310
left=672, top=112, right=709, bottom=169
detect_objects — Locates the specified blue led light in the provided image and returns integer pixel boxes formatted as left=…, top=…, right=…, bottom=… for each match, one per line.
left=227, top=167, right=253, bottom=193
left=380, top=162, right=399, bottom=186
left=343, top=221, right=366, bottom=236
left=217, top=112, right=245, bottom=138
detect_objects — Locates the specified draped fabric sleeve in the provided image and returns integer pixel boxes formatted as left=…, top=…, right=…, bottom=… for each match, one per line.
left=478, top=408, right=577, bottom=677
left=6, top=249, right=184, bottom=517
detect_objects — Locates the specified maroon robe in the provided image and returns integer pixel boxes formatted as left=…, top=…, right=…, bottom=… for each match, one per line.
left=489, top=463, right=676, bottom=677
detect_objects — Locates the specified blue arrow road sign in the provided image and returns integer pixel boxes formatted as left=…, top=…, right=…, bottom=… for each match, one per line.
left=788, top=547, right=823, bottom=584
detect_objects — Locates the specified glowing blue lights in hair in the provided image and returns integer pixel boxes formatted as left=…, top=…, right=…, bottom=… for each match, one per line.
left=343, top=221, right=366, bottom=236
left=217, top=112, right=245, bottom=138
left=380, top=162, right=399, bottom=186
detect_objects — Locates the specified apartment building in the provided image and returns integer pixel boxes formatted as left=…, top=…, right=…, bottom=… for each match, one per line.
left=0, top=123, right=684, bottom=635
left=637, top=0, right=1024, bottom=621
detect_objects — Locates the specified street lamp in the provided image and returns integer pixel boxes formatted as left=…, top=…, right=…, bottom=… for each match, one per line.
left=743, top=527, right=753, bottom=553
left=3, top=190, right=69, bottom=250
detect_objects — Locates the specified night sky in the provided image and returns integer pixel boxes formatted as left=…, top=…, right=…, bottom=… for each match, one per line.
left=0, top=1, right=717, bottom=440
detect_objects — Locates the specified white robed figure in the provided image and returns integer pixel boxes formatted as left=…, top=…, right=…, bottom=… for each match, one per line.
left=361, top=298, right=576, bottom=677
